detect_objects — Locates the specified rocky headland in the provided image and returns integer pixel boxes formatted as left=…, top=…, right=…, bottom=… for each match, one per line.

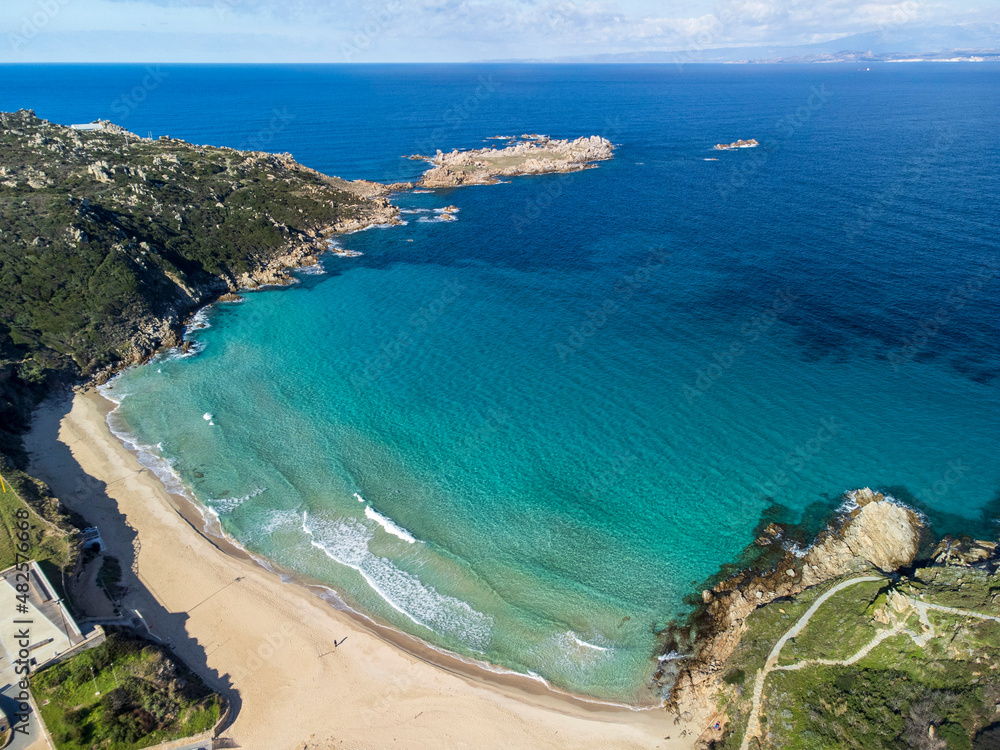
left=0, top=109, right=412, bottom=443
left=714, top=138, right=759, bottom=150
left=664, top=488, right=927, bottom=704
left=413, top=135, right=614, bottom=188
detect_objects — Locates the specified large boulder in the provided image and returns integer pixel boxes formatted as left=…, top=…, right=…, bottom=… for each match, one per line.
left=802, top=488, right=922, bottom=585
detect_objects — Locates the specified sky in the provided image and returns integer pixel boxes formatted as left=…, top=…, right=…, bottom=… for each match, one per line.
left=1, top=0, right=998, bottom=63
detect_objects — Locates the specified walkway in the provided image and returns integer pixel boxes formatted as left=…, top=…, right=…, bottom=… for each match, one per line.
left=740, top=576, right=1000, bottom=750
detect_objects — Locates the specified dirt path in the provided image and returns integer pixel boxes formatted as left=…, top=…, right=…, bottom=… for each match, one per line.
left=740, top=576, right=882, bottom=750
left=740, top=578, right=1000, bottom=750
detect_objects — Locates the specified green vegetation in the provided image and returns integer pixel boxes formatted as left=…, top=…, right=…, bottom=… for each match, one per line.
left=714, top=569, right=1000, bottom=750
left=0, top=109, right=375, bottom=455
left=31, top=633, right=221, bottom=750
left=0, top=463, right=75, bottom=571
left=97, top=555, right=126, bottom=602
left=778, top=579, right=886, bottom=665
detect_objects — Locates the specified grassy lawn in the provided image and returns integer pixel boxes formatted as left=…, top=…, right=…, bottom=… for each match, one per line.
left=32, top=633, right=220, bottom=750
left=902, top=566, right=1000, bottom=611
left=0, top=474, right=73, bottom=571
left=721, top=577, right=855, bottom=684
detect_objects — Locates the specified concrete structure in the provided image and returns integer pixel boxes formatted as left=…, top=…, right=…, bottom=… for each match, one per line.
left=81, top=526, right=103, bottom=552
left=0, top=561, right=104, bottom=750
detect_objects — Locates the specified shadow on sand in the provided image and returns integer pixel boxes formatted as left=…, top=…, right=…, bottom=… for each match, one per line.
left=25, top=394, right=242, bottom=742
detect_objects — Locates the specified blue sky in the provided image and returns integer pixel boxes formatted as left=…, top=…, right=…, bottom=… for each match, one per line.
left=2, top=0, right=998, bottom=62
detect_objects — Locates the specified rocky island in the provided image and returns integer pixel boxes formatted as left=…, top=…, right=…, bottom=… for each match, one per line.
left=714, top=138, right=760, bottom=150
left=412, top=134, right=614, bottom=188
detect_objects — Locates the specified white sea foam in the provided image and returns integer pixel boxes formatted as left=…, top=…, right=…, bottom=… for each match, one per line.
left=301, top=512, right=492, bottom=650
left=258, top=509, right=300, bottom=536
left=417, top=214, right=457, bottom=224
left=203, top=412, right=213, bottom=421
left=350, top=221, right=402, bottom=233
left=354, top=492, right=366, bottom=503
left=296, top=263, right=326, bottom=275
left=98, top=389, right=195, bottom=505
left=569, top=633, right=611, bottom=652
left=209, top=487, right=266, bottom=515
left=364, top=505, right=417, bottom=544
left=658, top=650, right=685, bottom=664
left=188, top=307, right=212, bottom=332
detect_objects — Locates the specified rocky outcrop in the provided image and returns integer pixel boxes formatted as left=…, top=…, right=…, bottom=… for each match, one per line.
left=414, top=135, right=614, bottom=188
left=801, top=488, right=923, bottom=585
left=931, top=536, right=999, bottom=568
left=714, top=138, right=759, bottom=150
left=663, top=488, right=923, bottom=705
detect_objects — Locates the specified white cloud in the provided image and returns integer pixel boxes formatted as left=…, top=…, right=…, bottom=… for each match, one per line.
left=1, top=0, right=997, bottom=61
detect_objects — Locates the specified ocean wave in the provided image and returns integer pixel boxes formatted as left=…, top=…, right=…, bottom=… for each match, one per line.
left=258, top=508, right=301, bottom=536
left=100, top=403, right=196, bottom=505
left=295, top=262, right=327, bottom=275
left=354, top=492, right=366, bottom=503
left=417, top=214, right=457, bottom=224
left=350, top=221, right=402, bottom=233
left=568, top=632, right=612, bottom=652
left=301, top=512, right=493, bottom=651
left=532, top=631, right=615, bottom=681
left=209, top=487, right=267, bottom=515
left=157, top=339, right=206, bottom=363
left=364, top=505, right=417, bottom=544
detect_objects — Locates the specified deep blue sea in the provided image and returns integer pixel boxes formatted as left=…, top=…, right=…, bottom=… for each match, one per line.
left=3, top=63, right=999, bottom=703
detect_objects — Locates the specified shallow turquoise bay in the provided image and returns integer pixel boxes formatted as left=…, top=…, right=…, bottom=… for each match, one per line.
left=11, top=63, right=997, bottom=702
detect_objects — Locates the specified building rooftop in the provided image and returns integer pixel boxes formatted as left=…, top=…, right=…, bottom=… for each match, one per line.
left=0, top=561, right=100, bottom=688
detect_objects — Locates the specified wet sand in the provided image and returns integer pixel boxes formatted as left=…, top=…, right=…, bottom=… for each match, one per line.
left=25, top=390, right=708, bottom=750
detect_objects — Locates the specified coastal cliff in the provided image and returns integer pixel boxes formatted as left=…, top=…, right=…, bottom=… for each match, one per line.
left=666, top=489, right=1000, bottom=748
left=414, top=135, right=614, bottom=188
left=667, top=489, right=925, bottom=704
left=0, top=110, right=406, bottom=450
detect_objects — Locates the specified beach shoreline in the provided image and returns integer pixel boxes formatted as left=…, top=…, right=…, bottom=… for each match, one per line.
left=25, top=389, right=709, bottom=750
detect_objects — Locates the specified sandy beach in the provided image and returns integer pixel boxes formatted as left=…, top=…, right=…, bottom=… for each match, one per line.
left=25, top=390, right=708, bottom=750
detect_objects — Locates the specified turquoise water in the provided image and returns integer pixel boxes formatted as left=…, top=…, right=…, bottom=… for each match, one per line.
left=7, top=64, right=999, bottom=703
